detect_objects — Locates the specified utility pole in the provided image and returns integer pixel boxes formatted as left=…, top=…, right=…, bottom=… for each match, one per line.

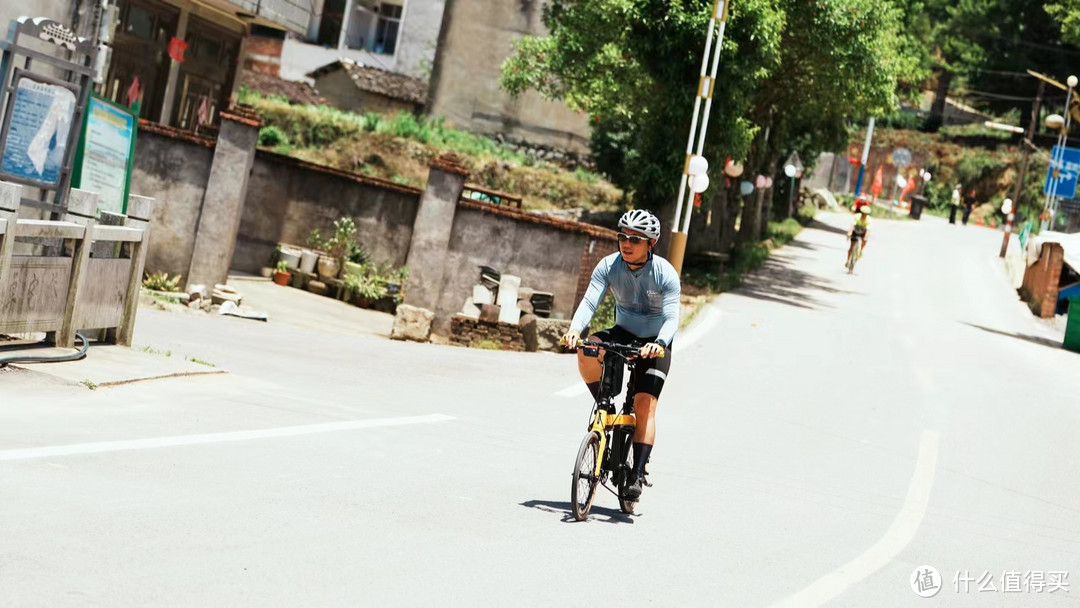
left=1001, top=79, right=1044, bottom=258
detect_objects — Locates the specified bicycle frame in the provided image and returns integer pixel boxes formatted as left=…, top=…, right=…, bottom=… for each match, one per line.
left=584, top=346, right=640, bottom=480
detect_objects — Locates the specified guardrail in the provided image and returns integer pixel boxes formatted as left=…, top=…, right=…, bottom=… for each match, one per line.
left=0, top=182, right=154, bottom=348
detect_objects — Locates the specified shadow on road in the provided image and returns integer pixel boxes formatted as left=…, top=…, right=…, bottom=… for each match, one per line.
left=963, top=323, right=1065, bottom=351
left=520, top=499, right=635, bottom=524
left=808, top=218, right=850, bottom=236
left=734, top=251, right=863, bottom=311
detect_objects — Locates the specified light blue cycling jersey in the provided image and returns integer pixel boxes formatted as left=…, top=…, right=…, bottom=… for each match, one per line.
left=570, top=252, right=681, bottom=345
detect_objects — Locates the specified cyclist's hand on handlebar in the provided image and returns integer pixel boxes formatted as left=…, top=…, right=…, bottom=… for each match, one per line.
left=639, top=342, right=665, bottom=359
left=560, top=330, right=581, bottom=350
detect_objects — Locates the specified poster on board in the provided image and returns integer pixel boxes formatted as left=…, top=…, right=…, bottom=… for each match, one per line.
left=0, top=75, right=77, bottom=185
left=72, top=96, right=137, bottom=214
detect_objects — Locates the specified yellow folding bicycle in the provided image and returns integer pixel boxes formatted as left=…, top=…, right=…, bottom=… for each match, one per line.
left=570, top=340, right=662, bottom=521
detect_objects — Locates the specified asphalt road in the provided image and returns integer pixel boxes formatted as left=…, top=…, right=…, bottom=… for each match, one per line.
left=2, top=211, right=1078, bottom=607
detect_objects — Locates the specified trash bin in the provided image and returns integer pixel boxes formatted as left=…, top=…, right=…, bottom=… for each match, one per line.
left=1064, top=297, right=1080, bottom=353
left=909, top=195, right=927, bottom=220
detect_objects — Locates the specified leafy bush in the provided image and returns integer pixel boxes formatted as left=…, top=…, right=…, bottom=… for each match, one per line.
left=258, top=126, right=289, bottom=147
left=767, top=218, right=804, bottom=247
left=795, top=203, right=817, bottom=225
left=142, top=272, right=182, bottom=292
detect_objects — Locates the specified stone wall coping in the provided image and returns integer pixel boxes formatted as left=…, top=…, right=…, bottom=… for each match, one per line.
left=138, top=119, right=216, bottom=148
left=457, top=198, right=619, bottom=241
left=255, top=149, right=426, bottom=196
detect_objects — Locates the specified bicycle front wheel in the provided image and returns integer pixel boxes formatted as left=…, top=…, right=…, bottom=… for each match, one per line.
left=618, top=437, right=637, bottom=514
left=571, top=431, right=601, bottom=521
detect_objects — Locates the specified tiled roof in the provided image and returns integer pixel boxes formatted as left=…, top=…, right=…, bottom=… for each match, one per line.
left=239, top=69, right=326, bottom=106
left=307, top=59, right=427, bottom=105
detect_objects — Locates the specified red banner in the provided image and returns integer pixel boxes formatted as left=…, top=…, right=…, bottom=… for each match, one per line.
left=168, top=37, right=188, bottom=62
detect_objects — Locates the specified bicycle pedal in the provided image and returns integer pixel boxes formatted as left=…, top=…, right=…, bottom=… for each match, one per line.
left=643, top=477, right=653, bottom=488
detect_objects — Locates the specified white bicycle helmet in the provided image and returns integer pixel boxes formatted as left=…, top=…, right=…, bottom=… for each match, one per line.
left=618, top=209, right=662, bottom=240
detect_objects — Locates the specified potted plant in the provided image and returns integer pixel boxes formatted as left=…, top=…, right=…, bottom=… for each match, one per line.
left=345, top=272, right=388, bottom=309
left=318, top=217, right=356, bottom=280
left=272, top=261, right=291, bottom=286
left=300, top=229, right=322, bottom=274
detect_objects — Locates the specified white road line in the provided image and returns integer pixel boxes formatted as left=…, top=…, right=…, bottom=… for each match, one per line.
left=553, top=306, right=723, bottom=398
left=0, top=414, right=455, bottom=462
left=770, top=430, right=941, bottom=608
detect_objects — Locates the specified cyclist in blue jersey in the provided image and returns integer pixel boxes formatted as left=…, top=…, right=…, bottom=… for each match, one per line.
left=560, top=209, right=681, bottom=501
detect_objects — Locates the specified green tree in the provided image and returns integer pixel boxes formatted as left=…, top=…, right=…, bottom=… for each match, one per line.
left=503, top=0, right=910, bottom=251
left=1047, top=0, right=1080, bottom=44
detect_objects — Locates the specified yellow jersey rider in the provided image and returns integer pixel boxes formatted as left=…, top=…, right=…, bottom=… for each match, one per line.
left=847, top=206, right=870, bottom=262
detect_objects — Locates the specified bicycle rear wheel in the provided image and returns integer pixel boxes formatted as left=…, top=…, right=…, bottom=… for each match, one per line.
left=571, top=432, right=601, bottom=521
left=847, top=240, right=860, bottom=273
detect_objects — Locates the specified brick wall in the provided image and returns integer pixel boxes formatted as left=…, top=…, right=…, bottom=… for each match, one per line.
left=574, top=237, right=619, bottom=307
left=450, top=316, right=526, bottom=351
left=244, top=36, right=284, bottom=76
left=1021, top=242, right=1064, bottom=318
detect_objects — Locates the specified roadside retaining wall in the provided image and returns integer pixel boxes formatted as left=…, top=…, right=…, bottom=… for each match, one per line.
left=1021, top=242, right=1065, bottom=318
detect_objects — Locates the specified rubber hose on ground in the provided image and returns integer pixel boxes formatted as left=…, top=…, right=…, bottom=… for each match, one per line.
left=0, top=332, right=90, bottom=367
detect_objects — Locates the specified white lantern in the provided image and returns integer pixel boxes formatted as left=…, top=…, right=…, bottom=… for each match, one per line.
left=1002, top=198, right=1013, bottom=215
left=1046, top=114, right=1066, bottom=130
left=783, top=164, right=797, bottom=178
left=764, top=177, right=774, bottom=189
left=923, top=171, right=932, bottom=182
left=689, top=174, right=710, bottom=193
left=1070, top=75, right=1079, bottom=88
left=755, top=175, right=767, bottom=188
left=688, top=155, right=709, bottom=176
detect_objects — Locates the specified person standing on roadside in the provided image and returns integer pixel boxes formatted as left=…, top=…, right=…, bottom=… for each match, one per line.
left=962, top=188, right=977, bottom=225
left=949, top=185, right=961, bottom=224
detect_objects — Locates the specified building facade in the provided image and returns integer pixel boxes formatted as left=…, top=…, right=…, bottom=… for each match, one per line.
left=425, top=0, right=590, bottom=155
left=280, top=0, right=445, bottom=82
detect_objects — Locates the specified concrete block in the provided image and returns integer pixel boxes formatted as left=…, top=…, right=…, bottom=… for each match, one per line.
left=498, top=303, right=521, bottom=325
left=517, top=299, right=534, bottom=314
left=391, top=304, right=435, bottom=342
left=461, top=298, right=480, bottom=319
left=473, top=284, right=494, bottom=305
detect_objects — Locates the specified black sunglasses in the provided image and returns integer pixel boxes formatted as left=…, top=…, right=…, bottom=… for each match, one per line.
left=618, top=233, right=650, bottom=244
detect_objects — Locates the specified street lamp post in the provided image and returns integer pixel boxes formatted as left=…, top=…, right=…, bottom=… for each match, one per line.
left=669, top=0, right=731, bottom=275
left=1000, top=80, right=1045, bottom=258
left=1042, top=74, right=1078, bottom=232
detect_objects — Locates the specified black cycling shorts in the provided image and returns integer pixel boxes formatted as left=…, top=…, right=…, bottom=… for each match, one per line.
left=590, top=325, right=672, bottom=399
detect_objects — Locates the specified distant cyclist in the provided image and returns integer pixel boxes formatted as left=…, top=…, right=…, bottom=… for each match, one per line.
left=846, top=205, right=871, bottom=264
left=560, top=209, right=680, bottom=501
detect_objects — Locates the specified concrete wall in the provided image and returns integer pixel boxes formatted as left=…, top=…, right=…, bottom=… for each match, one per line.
left=396, top=0, right=444, bottom=79
left=130, top=124, right=215, bottom=279
left=314, top=71, right=418, bottom=115
left=232, top=151, right=422, bottom=273
left=435, top=203, right=591, bottom=330
left=427, top=0, right=591, bottom=154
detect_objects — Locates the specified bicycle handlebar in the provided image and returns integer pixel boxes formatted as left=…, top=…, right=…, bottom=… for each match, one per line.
left=572, top=340, right=665, bottom=360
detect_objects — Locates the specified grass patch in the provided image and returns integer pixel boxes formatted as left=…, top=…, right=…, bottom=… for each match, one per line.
left=237, top=90, right=622, bottom=212
left=140, top=345, right=172, bottom=357
left=475, top=340, right=502, bottom=350
left=80, top=379, right=97, bottom=390
left=187, top=357, right=216, bottom=367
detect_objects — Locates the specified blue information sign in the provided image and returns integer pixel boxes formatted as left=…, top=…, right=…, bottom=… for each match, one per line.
left=1044, top=145, right=1080, bottom=200
left=0, top=75, right=76, bottom=185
